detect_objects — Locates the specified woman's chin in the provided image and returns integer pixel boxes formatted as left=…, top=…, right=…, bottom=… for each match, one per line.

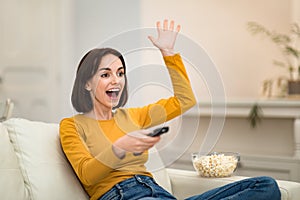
left=109, top=99, right=120, bottom=108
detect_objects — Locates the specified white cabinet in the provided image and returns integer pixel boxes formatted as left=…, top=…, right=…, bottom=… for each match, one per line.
left=167, top=99, right=300, bottom=182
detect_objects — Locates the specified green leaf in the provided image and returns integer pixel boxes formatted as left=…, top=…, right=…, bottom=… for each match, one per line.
left=273, top=60, right=286, bottom=68
left=248, top=103, right=263, bottom=128
left=291, top=23, right=300, bottom=37
left=247, top=22, right=270, bottom=36
left=271, top=33, right=290, bottom=45
left=285, top=46, right=299, bottom=58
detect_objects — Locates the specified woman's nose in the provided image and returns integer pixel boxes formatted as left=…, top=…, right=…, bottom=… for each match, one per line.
left=111, top=74, right=119, bottom=84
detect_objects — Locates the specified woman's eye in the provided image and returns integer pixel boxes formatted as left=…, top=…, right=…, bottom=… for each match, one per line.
left=100, top=73, right=109, bottom=78
left=118, top=71, right=125, bottom=77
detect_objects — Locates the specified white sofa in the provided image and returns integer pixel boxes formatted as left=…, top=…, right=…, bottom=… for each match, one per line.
left=1, top=118, right=300, bottom=200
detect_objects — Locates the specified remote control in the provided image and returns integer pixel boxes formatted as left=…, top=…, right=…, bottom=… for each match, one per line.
left=147, top=126, right=169, bottom=137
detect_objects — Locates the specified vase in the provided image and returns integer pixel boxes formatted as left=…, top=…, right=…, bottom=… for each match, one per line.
left=288, top=80, right=300, bottom=97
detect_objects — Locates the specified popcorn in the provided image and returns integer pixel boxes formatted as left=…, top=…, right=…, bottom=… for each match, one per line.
left=192, top=153, right=238, bottom=177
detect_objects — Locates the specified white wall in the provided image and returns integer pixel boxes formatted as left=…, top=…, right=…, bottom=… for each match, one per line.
left=140, top=0, right=294, bottom=100
left=59, top=0, right=143, bottom=118
left=0, top=0, right=63, bottom=122
left=1, top=0, right=298, bottom=121
left=68, top=0, right=297, bottom=111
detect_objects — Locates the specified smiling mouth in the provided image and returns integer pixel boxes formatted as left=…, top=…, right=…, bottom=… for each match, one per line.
left=106, top=89, right=120, bottom=99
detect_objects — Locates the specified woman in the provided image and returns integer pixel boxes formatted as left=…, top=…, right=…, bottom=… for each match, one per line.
left=60, top=19, right=280, bottom=200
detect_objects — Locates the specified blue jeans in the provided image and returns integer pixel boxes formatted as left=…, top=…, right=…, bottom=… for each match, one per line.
left=98, top=175, right=281, bottom=200
left=98, top=175, right=176, bottom=200
left=186, top=176, right=281, bottom=200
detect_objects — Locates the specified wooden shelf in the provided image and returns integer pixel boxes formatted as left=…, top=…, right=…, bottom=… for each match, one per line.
left=185, top=99, right=300, bottom=118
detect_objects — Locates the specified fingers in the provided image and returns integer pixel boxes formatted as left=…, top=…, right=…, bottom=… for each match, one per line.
left=115, top=133, right=160, bottom=156
left=132, top=136, right=161, bottom=156
left=127, top=129, right=151, bottom=138
left=135, top=134, right=161, bottom=148
left=163, top=19, right=168, bottom=31
left=138, top=136, right=161, bottom=152
left=170, top=20, right=181, bottom=33
left=169, top=20, right=174, bottom=31
left=175, top=24, right=181, bottom=33
left=147, top=36, right=155, bottom=44
left=149, top=19, right=180, bottom=45
left=157, top=19, right=180, bottom=32
left=156, top=21, right=161, bottom=30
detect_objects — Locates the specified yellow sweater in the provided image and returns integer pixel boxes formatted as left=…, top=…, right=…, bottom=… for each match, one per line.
left=59, top=54, right=196, bottom=200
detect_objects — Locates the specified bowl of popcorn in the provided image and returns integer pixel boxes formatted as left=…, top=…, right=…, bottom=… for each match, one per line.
left=192, top=152, right=240, bottom=178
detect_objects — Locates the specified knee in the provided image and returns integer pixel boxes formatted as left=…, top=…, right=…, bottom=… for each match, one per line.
left=257, top=176, right=281, bottom=199
left=258, top=176, right=278, bottom=186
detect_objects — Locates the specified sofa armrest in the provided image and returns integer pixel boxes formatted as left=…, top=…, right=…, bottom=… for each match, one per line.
left=166, top=168, right=300, bottom=200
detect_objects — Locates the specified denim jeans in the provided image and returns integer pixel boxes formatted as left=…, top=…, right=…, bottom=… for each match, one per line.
left=186, top=176, right=281, bottom=200
left=98, top=175, right=281, bottom=200
left=98, top=175, right=176, bottom=200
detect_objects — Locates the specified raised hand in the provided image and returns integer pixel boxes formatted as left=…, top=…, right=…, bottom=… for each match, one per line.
left=148, top=19, right=181, bottom=56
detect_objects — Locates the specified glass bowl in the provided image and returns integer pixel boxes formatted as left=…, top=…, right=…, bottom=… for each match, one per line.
left=192, top=152, right=240, bottom=178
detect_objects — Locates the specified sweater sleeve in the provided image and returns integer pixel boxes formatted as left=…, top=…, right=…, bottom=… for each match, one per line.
left=59, top=118, right=122, bottom=186
left=128, top=54, right=197, bottom=128
left=164, top=53, right=197, bottom=113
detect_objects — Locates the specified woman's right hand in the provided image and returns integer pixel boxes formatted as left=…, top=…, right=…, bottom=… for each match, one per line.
left=112, top=130, right=161, bottom=158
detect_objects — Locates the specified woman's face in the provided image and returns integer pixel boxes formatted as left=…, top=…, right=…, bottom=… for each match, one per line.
left=86, top=54, right=125, bottom=110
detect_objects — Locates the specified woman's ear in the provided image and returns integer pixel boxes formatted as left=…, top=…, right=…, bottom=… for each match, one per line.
left=85, top=82, right=92, bottom=91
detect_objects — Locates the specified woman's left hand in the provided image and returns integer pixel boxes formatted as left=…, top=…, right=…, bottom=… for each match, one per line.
left=148, top=19, right=181, bottom=56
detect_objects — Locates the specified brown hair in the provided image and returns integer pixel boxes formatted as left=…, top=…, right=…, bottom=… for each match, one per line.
left=71, top=48, right=128, bottom=113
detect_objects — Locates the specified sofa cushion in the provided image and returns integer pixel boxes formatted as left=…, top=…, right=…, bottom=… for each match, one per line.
left=3, top=118, right=88, bottom=200
left=146, top=148, right=172, bottom=193
left=167, top=168, right=300, bottom=200
left=0, top=123, right=28, bottom=200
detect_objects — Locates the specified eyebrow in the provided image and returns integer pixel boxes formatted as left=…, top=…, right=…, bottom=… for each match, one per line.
left=98, top=66, right=124, bottom=71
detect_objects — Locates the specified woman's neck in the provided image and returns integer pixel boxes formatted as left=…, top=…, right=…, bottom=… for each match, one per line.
left=84, top=107, right=113, bottom=120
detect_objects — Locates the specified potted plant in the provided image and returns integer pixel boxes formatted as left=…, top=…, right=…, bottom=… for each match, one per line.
left=248, top=103, right=263, bottom=128
left=247, top=21, right=300, bottom=97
